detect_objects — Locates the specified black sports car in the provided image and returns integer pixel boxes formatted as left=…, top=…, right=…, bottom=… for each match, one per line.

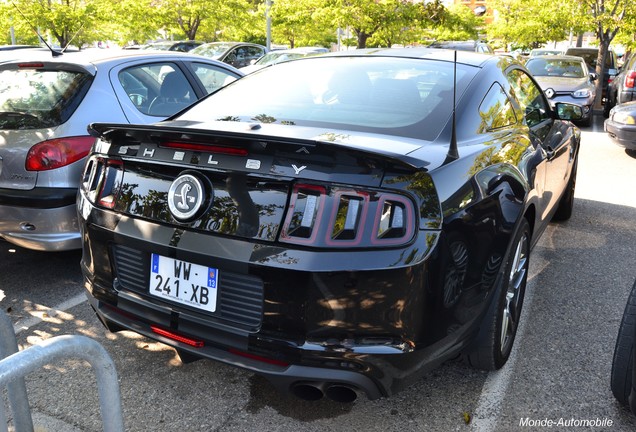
left=78, top=48, right=582, bottom=402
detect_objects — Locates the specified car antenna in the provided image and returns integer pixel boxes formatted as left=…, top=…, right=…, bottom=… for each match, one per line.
left=10, top=1, right=62, bottom=57
left=60, top=22, right=85, bottom=53
left=444, top=50, right=460, bottom=164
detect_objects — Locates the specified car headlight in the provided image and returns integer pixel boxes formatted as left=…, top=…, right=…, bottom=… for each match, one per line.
left=612, top=112, right=636, bottom=125
left=572, top=89, right=591, bottom=98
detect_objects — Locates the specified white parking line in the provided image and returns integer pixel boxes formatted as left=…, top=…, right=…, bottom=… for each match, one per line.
left=13, top=293, right=87, bottom=335
left=470, top=224, right=555, bottom=431
left=471, top=284, right=536, bottom=432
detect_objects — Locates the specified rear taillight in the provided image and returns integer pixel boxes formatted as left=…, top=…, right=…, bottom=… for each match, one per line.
left=26, top=136, right=95, bottom=171
left=280, top=183, right=415, bottom=248
left=81, top=156, right=124, bottom=209
left=625, top=71, right=636, bottom=89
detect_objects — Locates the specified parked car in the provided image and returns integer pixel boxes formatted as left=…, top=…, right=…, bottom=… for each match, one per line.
left=525, top=55, right=597, bottom=126
left=528, top=48, right=563, bottom=58
left=78, top=48, right=582, bottom=402
left=0, top=49, right=242, bottom=251
left=191, top=42, right=268, bottom=69
left=0, top=45, right=40, bottom=51
left=428, top=40, right=494, bottom=54
left=604, top=101, right=636, bottom=152
left=604, top=52, right=636, bottom=117
left=142, top=40, right=205, bottom=52
left=564, top=47, right=618, bottom=103
left=240, top=46, right=328, bottom=74
left=611, top=280, right=636, bottom=415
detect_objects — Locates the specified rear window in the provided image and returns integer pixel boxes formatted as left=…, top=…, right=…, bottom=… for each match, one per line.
left=178, top=56, right=477, bottom=141
left=0, top=67, right=92, bottom=129
left=526, top=58, right=587, bottom=78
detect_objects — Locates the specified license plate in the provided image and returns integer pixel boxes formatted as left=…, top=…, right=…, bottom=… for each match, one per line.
left=149, top=254, right=218, bottom=313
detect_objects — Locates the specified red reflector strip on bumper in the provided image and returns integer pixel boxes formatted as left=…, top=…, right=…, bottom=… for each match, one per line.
left=150, top=325, right=204, bottom=348
left=228, top=348, right=289, bottom=367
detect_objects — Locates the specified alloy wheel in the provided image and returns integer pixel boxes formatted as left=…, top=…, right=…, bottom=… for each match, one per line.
left=500, top=232, right=528, bottom=355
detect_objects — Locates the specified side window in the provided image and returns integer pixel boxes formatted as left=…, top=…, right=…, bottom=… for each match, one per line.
left=118, top=63, right=194, bottom=117
left=191, top=63, right=239, bottom=94
left=478, top=83, right=518, bottom=133
left=247, top=47, right=265, bottom=63
left=507, top=69, right=550, bottom=128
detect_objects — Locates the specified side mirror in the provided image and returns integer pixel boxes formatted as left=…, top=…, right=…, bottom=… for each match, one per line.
left=555, top=102, right=583, bottom=121
left=589, top=72, right=598, bottom=81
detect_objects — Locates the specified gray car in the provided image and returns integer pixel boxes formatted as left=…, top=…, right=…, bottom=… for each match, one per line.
left=191, top=42, right=268, bottom=69
left=525, top=55, right=597, bottom=126
left=0, top=49, right=242, bottom=251
left=604, top=52, right=636, bottom=117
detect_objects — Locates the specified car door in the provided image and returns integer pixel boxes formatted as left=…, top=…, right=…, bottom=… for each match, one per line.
left=506, top=68, right=573, bottom=221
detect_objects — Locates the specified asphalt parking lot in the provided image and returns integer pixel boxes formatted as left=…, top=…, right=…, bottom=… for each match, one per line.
left=1, top=112, right=636, bottom=431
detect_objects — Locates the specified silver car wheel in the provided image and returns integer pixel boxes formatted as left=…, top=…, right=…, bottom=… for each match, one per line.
left=500, top=232, right=528, bottom=354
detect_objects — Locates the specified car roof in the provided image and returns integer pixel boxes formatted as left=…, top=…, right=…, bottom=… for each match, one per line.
left=0, top=48, right=245, bottom=76
left=198, top=41, right=264, bottom=48
left=0, top=48, right=234, bottom=71
left=271, top=47, right=328, bottom=54
left=527, top=55, right=586, bottom=62
left=0, top=45, right=41, bottom=51
left=317, top=47, right=493, bottom=68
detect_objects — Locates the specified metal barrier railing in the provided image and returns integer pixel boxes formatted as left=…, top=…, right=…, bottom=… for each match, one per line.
left=0, top=310, right=124, bottom=432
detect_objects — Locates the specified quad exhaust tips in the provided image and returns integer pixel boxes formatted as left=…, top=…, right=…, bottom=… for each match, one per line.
left=291, top=381, right=359, bottom=403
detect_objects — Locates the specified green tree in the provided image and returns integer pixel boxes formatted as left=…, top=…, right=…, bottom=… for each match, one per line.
left=427, top=3, right=482, bottom=42
left=270, top=0, right=334, bottom=48
left=581, top=0, right=634, bottom=108
left=109, top=0, right=164, bottom=45
left=10, top=0, right=101, bottom=48
left=486, top=0, right=573, bottom=51
left=0, top=4, right=40, bottom=45
left=330, top=0, right=424, bottom=49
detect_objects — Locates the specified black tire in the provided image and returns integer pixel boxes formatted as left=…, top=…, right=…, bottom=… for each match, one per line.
left=604, top=92, right=615, bottom=118
left=579, top=113, right=592, bottom=127
left=467, top=218, right=530, bottom=370
left=611, top=280, right=636, bottom=406
left=552, top=155, right=578, bottom=222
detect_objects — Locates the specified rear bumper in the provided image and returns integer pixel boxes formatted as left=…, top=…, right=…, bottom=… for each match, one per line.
left=0, top=195, right=80, bottom=251
left=604, top=119, right=636, bottom=151
left=79, top=204, right=494, bottom=399
left=85, top=291, right=384, bottom=400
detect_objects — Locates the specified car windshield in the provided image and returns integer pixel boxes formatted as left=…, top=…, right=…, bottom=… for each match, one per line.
left=526, top=59, right=586, bottom=78
left=191, top=43, right=235, bottom=58
left=0, top=67, right=92, bottom=129
left=179, top=56, right=477, bottom=141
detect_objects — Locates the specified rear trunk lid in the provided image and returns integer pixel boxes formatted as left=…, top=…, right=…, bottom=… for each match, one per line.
left=86, top=121, right=445, bottom=245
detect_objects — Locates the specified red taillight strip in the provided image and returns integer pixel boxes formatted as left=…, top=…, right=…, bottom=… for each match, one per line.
left=18, top=62, right=44, bottom=69
left=26, top=136, right=95, bottom=171
left=162, top=141, right=248, bottom=156
left=97, top=159, right=124, bottom=209
left=228, top=348, right=289, bottom=367
left=625, top=71, right=636, bottom=89
left=150, top=325, right=204, bottom=348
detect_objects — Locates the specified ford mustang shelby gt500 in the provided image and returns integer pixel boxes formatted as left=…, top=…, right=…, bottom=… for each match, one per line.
left=78, top=48, right=582, bottom=402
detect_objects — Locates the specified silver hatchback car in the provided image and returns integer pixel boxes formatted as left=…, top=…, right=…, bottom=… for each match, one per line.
left=0, top=49, right=242, bottom=251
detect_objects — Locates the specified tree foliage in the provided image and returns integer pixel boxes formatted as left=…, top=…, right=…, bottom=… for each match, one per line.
left=581, top=0, right=634, bottom=108
left=486, top=0, right=575, bottom=51
left=270, top=0, right=334, bottom=48
left=328, top=0, right=445, bottom=49
left=2, top=0, right=635, bottom=59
